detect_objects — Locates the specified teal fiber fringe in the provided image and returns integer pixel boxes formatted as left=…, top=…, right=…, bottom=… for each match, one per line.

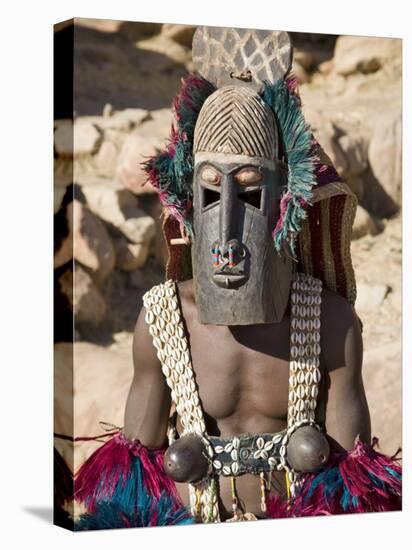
left=145, top=75, right=317, bottom=255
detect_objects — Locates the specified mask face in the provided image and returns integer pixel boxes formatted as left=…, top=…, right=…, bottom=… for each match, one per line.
left=192, top=151, right=293, bottom=326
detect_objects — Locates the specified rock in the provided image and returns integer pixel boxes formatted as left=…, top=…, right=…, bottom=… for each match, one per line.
left=352, top=206, right=380, bottom=240
left=313, top=123, right=348, bottom=176
left=369, top=110, right=402, bottom=205
left=102, top=103, right=113, bottom=117
left=318, top=59, right=333, bottom=74
left=54, top=185, right=68, bottom=214
left=119, top=214, right=156, bottom=245
left=362, top=343, right=401, bottom=455
left=54, top=228, right=72, bottom=271
left=356, top=283, right=390, bottom=311
left=136, top=35, right=191, bottom=67
left=58, top=263, right=106, bottom=326
left=129, top=269, right=145, bottom=289
left=54, top=157, right=73, bottom=192
left=333, top=36, right=402, bottom=76
left=161, top=24, right=196, bottom=48
left=337, top=133, right=368, bottom=177
left=71, top=200, right=115, bottom=281
left=54, top=341, right=133, bottom=469
left=115, top=133, right=157, bottom=195
left=80, top=181, right=137, bottom=227
left=294, top=49, right=315, bottom=70
left=94, top=140, right=118, bottom=178
left=113, top=236, right=150, bottom=271
left=54, top=119, right=73, bottom=156
left=292, top=60, right=309, bottom=84
left=119, top=21, right=162, bottom=41
left=345, top=176, right=364, bottom=201
left=98, top=108, right=150, bottom=132
left=135, top=108, right=174, bottom=150
left=74, top=120, right=102, bottom=156
left=361, top=167, right=399, bottom=219
left=80, top=181, right=155, bottom=244
left=139, top=196, right=168, bottom=267
left=313, top=121, right=369, bottom=181
left=54, top=200, right=115, bottom=281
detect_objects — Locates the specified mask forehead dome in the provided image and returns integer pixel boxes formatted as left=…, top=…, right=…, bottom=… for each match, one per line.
left=193, top=85, right=278, bottom=161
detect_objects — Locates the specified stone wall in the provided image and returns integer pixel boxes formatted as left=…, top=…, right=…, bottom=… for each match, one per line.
left=53, top=22, right=402, bottom=462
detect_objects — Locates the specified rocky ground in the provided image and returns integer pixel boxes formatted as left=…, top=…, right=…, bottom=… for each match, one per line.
left=54, top=21, right=402, bottom=469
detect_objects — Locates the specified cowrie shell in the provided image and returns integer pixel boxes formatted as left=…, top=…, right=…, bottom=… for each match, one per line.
left=145, top=310, right=154, bottom=324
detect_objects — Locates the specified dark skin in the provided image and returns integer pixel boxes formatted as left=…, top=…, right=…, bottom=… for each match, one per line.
left=124, top=278, right=371, bottom=519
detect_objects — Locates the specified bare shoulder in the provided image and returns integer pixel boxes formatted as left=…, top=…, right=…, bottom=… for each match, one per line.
left=176, top=278, right=197, bottom=321
left=320, top=287, right=363, bottom=375
left=320, top=287, right=359, bottom=329
left=176, top=278, right=195, bottom=305
left=132, top=289, right=161, bottom=375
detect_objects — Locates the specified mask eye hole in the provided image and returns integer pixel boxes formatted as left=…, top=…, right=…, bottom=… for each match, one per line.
left=238, top=188, right=262, bottom=210
left=234, top=168, right=262, bottom=186
left=202, top=187, right=220, bottom=209
left=201, top=166, right=221, bottom=186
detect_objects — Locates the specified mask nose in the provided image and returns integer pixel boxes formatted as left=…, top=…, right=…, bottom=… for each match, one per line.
left=219, top=175, right=237, bottom=250
left=212, top=239, right=245, bottom=269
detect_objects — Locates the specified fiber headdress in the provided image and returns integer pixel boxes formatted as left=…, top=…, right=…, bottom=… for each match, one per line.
left=144, top=27, right=357, bottom=304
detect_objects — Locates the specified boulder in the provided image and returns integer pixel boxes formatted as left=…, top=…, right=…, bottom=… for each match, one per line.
left=161, top=24, right=197, bottom=48
left=345, top=176, right=364, bottom=201
left=58, top=263, right=106, bottom=326
left=54, top=340, right=134, bottom=469
left=361, top=167, right=399, bottom=219
left=73, top=120, right=102, bottom=156
left=119, top=21, right=162, bottom=41
left=313, top=123, right=348, bottom=176
left=292, top=60, right=309, bottom=84
left=294, top=49, right=315, bottom=70
left=54, top=200, right=115, bottom=279
left=54, top=157, right=73, bottom=194
left=119, top=213, right=156, bottom=245
left=128, top=269, right=145, bottom=289
left=98, top=108, right=150, bottom=132
left=80, top=181, right=156, bottom=244
left=115, top=133, right=157, bottom=195
left=54, top=184, right=68, bottom=215
left=362, top=342, right=401, bottom=455
left=369, top=109, right=402, bottom=205
left=94, top=140, right=118, bottom=178
left=80, top=181, right=137, bottom=227
left=352, top=205, right=380, bottom=240
left=136, top=35, right=191, bottom=67
left=356, top=283, right=390, bottom=311
left=113, top=236, right=150, bottom=271
left=135, top=108, right=174, bottom=150
left=54, top=119, right=73, bottom=156
left=333, top=36, right=402, bottom=76
left=337, top=133, right=368, bottom=177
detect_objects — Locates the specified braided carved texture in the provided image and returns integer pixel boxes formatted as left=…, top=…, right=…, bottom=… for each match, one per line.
left=192, top=26, right=293, bottom=90
left=193, top=86, right=277, bottom=159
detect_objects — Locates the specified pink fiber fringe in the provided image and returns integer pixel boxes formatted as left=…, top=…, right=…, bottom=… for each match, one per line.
left=267, top=438, right=402, bottom=519
left=74, top=433, right=180, bottom=513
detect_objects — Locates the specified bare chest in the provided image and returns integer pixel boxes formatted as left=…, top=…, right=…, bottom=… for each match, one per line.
left=182, top=312, right=292, bottom=433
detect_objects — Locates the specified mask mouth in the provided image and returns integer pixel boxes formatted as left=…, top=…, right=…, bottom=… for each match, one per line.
left=212, top=271, right=247, bottom=289
left=211, top=239, right=248, bottom=288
